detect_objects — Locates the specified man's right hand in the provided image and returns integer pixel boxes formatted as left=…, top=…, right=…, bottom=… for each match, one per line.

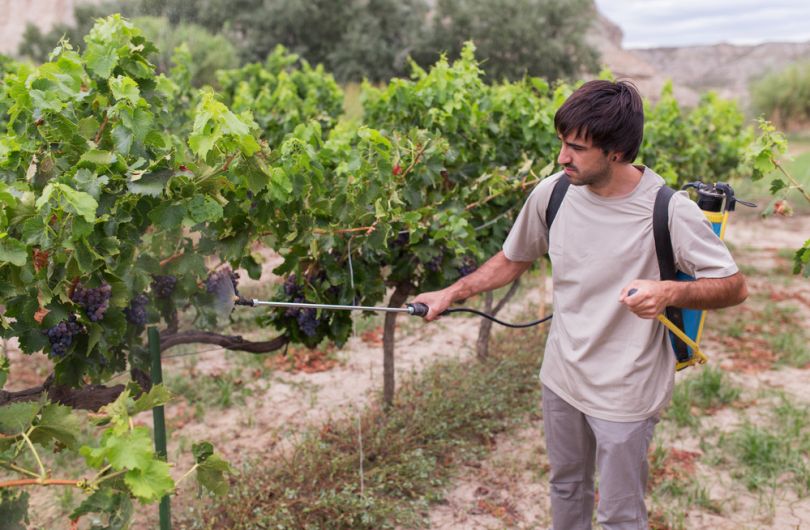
left=410, top=289, right=456, bottom=321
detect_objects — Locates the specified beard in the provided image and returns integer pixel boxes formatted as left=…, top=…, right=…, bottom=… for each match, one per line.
left=564, top=158, right=612, bottom=187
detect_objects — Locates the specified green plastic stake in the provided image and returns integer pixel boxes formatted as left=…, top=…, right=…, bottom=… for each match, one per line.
left=149, top=326, right=171, bottom=530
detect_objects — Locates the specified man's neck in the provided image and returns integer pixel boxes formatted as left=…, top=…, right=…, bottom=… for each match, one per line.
left=587, top=164, right=644, bottom=197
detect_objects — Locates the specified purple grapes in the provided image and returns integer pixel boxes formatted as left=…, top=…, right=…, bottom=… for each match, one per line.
left=206, top=267, right=240, bottom=296
left=151, top=275, right=177, bottom=299
left=283, top=274, right=301, bottom=297
left=389, top=230, right=410, bottom=250
left=281, top=274, right=322, bottom=336
left=124, top=293, right=149, bottom=327
left=296, top=307, right=320, bottom=337
left=45, top=315, right=84, bottom=357
left=458, top=256, right=478, bottom=277
left=70, top=283, right=112, bottom=322
left=425, top=250, right=444, bottom=273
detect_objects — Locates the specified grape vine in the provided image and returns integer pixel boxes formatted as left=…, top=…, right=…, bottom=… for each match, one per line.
left=0, top=14, right=780, bottom=526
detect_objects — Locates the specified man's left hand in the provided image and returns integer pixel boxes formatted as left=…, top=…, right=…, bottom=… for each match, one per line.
left=619, top=280, right=671, bottom=319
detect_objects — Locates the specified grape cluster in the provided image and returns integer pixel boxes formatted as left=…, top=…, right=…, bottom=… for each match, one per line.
left=151, top=275, right=177, bottom=299
left=458, top=256, right=478, bottom=277
left=388, top=230, right=410, bottom=250
left=281, top=274, right=322, bottom=337
left=425, top=249, right=445, bottom=273
left=45, top=315, right=84, bottom=357
left=205, top=267, right=240, bottom=296
left=124, top=294, right=149, bottom=327
left=70, top=282, right=112, bottom=322
left=297, top=308, right=319, bottom=337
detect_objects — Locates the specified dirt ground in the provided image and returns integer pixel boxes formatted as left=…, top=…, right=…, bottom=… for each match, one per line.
left=4, top=212, right=810, bottom=529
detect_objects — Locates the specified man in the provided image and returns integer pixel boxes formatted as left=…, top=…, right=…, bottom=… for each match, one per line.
left=411, top=80, right=748, bottom=529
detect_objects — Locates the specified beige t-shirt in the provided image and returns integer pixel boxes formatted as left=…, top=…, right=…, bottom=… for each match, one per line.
left=503, top=167, right=739, bottom=422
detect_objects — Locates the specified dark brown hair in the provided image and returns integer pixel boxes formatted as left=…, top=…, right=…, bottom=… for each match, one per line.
left=554, top=80, right=644, bottom=163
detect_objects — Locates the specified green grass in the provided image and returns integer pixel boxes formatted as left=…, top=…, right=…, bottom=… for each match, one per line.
left=165, top=367, right=253, bottom=416
left=666, top=366, right=741, bottom=429
left=192, top=317, right=547, bottom=529
left=717, top=394, right=810, bottom=495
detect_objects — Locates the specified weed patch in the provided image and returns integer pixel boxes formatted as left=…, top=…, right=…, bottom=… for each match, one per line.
left=666, top=366, right=741, bottom=428
left=717, top=394, right=810, bottom=495
left=194, top=323, right=547, bottom=529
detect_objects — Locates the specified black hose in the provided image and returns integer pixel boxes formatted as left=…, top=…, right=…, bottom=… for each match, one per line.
left=441, top=307, right=552, bottom=328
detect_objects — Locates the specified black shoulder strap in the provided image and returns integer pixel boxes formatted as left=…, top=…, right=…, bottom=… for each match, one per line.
left=653, top=186, right=689, bottom=362
left=545, top=175, right=571, bottom=230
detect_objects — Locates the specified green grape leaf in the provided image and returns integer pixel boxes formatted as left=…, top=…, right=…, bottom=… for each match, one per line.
left=21, top=217, right=50, bottom=247
left=80, top=150, right=117, bottom=167
left=72, top=169, right=109, bottom=201
left=84, top=42, right=118, bottom=79
left=240, top=253, right=262, bottom=280
left=120, top=107, right=154, bottom=142
left=0, top=402, right=41, bottom=435
left=70, top=488, right=133, bottom=528
left=56, top=183, right=99, bottom=223
left=112, top=124, right=134, bottom=155
left=148, top=202, right=185, bottom=230
left=130, top=384, right=171, bottom=415
left=82, top=427, right=154, bottom=471
left=268, top=167, right=292, bottom=201
left=769, top=178, right=787, bottom=194
left=127, top=169, right=171, bottom=197
left=29, top=403, right=81, bottom=450
left=124, top=458, right=175, bottom=502
left=192, top=441, right=214, bottom=463
left=0, top=490, right=29, bottom=530
left=77, top=116, right=101, bottom=140
left=109, top=75, right=141, bottom=104
left=195, top=453, right=233, bottom=496
left=0, top=237, right=27, bottom=267
left=187, top=195, right=223, bottom=223
left=15, top=326, right=49, bottom=355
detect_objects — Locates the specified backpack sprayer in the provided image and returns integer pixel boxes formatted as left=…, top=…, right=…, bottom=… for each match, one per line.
left=629, top=181, right=755, bottom=370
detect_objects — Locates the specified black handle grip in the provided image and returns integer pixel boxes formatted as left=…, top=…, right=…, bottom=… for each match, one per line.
left=628, top=288, right=638, bottom=296
left=406, top=302, right=430, bottom=317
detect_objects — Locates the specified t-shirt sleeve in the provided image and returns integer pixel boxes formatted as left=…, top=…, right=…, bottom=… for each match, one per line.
left=502, top=173, right=562, bottom=262
left=668, top=191, right=739, bottom=279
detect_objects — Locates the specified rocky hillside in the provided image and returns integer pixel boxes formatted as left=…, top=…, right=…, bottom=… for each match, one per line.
left=585, top=13, right=701, bottom=106
left=634, top=42, right=810, bottom=105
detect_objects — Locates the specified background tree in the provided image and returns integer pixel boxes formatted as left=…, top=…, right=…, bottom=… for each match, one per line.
left=418, top=0, right=600, bottom=81
left=16, top=0, right=600, bottom=83
left=750, top=60, right=810, bottom=130
left=131, top=16, right=240, bottom=88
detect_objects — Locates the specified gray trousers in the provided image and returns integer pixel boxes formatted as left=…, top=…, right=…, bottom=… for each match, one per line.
left=542, top=385, right=658, bottom=530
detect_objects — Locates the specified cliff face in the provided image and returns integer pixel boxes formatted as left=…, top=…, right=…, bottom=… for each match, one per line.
left=633, top=42, right=810, bottom=105
left=0, top=0, right=100, bottom=55
left=586, top=13, right=701, bottom=105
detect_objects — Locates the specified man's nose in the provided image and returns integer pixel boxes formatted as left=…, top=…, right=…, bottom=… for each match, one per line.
left=557, top=146, right=571, bottom=165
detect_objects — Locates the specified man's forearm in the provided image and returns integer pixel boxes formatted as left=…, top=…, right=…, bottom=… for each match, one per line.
left=665, top=272, right=748, bottom=309
left=447, top=251, right=533, bottom=302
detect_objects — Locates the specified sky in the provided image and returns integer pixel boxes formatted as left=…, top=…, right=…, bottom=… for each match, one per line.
left=593, top=0, right=810, bottom=49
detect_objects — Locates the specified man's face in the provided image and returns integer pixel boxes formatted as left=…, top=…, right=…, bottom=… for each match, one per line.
left=556, top=132, right=614, bottom=187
